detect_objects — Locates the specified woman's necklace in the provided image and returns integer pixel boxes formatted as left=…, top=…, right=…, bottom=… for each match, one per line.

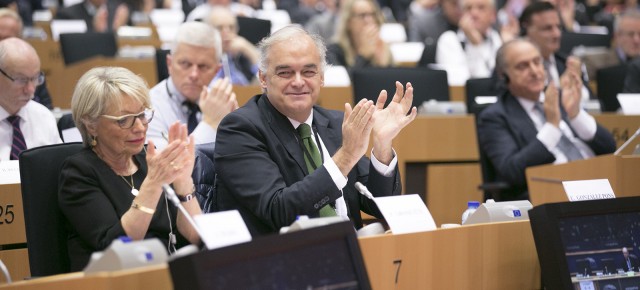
left=120, top=174, right=139, bottom=196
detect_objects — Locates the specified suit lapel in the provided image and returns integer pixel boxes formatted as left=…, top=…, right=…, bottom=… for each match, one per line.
left=257, top=95, right=308, bottom=174
left=503, top=93, right=538, bottom=144
left=313, top=108, right=340, bottom=155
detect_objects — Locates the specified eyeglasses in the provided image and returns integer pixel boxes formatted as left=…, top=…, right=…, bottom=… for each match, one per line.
left=351, top=12, right=376, bottom=21
left=101, top=109, right=154, bottom=129
left=0, top=67, right=45, bottom=87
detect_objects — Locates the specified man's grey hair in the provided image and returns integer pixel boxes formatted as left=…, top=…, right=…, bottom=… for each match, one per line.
left=615, top=10, right=640, bottom=33
left=171, top=21, right=222, bottom=60
left=257, top=24, right=327, bottom=74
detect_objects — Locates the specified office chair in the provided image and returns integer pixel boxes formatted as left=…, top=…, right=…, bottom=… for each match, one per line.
left=194, top=143, right=216, bottom=213
left=465, top=78, right=502, bottom=115
left=59, top=32, right=118, bottom=65
left=352, top=67, right=449, bottom=108
left=237, top=16, right=271, bottom=45
left=477, top=148, right=510, bottom=202
left=19, top=142, right=84, bottom=277
left=57, top=113, right=76, bottom=142
left=597, top=64, right=627, bottom=112
left=559, top=32, right=612, bottom=55
left=416, top=41, right=437, bottom=66
left=156, top=48, right=170, bottom=82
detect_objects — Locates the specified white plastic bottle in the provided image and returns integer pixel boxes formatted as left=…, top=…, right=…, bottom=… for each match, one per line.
left=461, top=201, right=481, bottom=224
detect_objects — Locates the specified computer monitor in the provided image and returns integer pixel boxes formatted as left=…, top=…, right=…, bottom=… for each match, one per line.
left=169, top=221, right=371, bottom=290
left=529, top=197, right=640, bottom=289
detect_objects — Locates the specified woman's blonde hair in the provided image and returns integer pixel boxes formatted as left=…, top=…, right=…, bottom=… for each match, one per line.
left=333, top=0, right=385, bottom=67
left=71, top=67, right=150, bottom=147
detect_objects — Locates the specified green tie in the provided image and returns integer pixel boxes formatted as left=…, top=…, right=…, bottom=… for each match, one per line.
left=297, top=123, right=337, bottom=217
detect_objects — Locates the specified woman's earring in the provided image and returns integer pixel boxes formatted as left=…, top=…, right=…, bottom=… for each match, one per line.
left=91, top=136, right=97, bottom=147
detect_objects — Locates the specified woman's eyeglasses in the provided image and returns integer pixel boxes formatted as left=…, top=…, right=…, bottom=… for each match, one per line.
left=100, top=109, right=155, bottom=129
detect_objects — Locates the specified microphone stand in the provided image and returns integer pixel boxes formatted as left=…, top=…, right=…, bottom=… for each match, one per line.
left=162, top=184, right=206, bottom=243
left=614, top=127, right=640, bottom=155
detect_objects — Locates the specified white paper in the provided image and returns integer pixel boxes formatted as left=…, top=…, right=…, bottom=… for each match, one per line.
left=194, top=210, right=252, bottom=250
left=617, top=94, right=640, bottom=115
left=62, top=127, right=82, bottom=143
left=0, top=160, right=20, bottom=184
left=50, top=20, right=87, bottom=41
left=579, top=280, right=595, bottom=290
left=373, top=194, right=437, bottom=234
left=563, top=179, right=615, bottom=201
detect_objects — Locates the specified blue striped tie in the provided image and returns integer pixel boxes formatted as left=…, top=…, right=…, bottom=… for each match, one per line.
left=7, top=116, right=26, bottom=160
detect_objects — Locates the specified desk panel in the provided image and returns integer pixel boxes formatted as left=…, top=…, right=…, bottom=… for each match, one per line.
left=359, top=220, right=540, bottom=290
left=0, top=184, right=25, bottom=246
left=0, top=249, right=29, bottom=284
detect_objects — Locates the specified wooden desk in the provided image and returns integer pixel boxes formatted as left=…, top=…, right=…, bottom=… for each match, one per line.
left=0, top=183, right=29, bottom=284
left=46, top=57, right=157, bottom=109
left=360, top=221, right=540, bottom=290
left=0, top=221, right=540, bottom=290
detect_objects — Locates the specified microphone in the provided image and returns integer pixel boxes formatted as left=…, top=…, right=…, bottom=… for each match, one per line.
left=614, top=126, right=640, bottom=155
left=354, top=182, right=374, bottom=200
left=162, top=184, right=205, bottom=244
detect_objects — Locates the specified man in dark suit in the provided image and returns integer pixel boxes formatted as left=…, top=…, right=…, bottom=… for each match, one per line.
left=477, top=39, right=616, bottom=201
left=214, top=25, right=417, bottom=236
left=623, top=57, right=640, bottom=93
left=519, top=1, right=593, bottom=101
left=54, top=0, right=129, bottom=32
left=622, top=247, right=640, bottom=272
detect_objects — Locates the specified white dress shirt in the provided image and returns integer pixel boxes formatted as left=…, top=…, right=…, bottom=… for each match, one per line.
left=0, top=101, right=61, bottom=161
left=289, top=112, right=397, bottom=218
left=148, top=78, right=217, bottom=149
left=436, top=29, right=502, bottom=86
left=516, top=94, right=597, bottom=164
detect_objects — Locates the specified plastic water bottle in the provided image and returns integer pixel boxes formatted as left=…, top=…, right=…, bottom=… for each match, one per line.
left=461, top=201, right=481, bottom=224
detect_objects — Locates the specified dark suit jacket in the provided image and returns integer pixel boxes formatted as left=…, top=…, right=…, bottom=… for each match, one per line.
left=476, top=91, right=616, bottom=200
left=214, top=94, right=401, bottom=236
left=54, top=0, right=121, bottom=32
left=623, top=57, right=640, bottom=93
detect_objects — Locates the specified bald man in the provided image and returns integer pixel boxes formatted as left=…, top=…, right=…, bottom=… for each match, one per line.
left=0, top=38, right=61, bottom=160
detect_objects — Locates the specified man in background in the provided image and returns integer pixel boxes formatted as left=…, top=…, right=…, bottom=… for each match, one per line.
left=0, top=8, right=52, bottom=109
left=477, top=39, right=615, bottom=201
left=0, top=37, right=60, bottom=160
left=148, top=21, right=237, bottom=149
left=205, top=6, right=259, bottom=85
left=582, top=11, right=640, bottom=80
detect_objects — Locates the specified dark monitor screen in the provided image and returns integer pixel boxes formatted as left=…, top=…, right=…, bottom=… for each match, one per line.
left=529, top=197, right=640, bottom=290
left=169, top=221, right=371, bottom=290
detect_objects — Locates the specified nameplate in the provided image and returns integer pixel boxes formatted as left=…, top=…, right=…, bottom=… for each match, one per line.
left=563, top=179, right=616, bottom=202
left=0, top=161, right=20, bottom=184
left=194, top=210, right=252, bottom=250
left=617, top=94, right=640, bottom=115
left=374, top=194, right=437, bottom=234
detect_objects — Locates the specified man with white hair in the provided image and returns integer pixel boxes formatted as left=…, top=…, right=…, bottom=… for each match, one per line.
left=148, top=21, right=237, bottom=149
left=0, top=37, right=60, bottom=160
left=214, top=25, right=417, bottom=236
left=435, top=0, right=505, bottom=85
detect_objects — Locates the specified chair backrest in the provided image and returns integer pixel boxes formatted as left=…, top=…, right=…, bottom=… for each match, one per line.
left=194, top=143, right=216, bottom=213
left=559, top=32, right=611, bottom=55
left=59, top=32, right=117, bottom=65
left=237, top=16, right=271, bottom=45
left=19, top=142, right=84, bottom=277
left=465, top=78, right=502, bottom=115
left=352, top=67, right=449, bottom=108
left=597, top=64, right=627, bottom=112
left=417, top=41, right=437, bottom=66
left=156, top=48, right=170, bottom=82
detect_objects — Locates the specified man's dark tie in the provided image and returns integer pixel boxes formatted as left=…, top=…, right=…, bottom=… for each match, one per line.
left=182, top=101, right=200, bottom=134
left=297, top=123, right=337, bottom=217
left=7, top=116, right=26, bottom=160
left=533, top=103, right=583, bottom=161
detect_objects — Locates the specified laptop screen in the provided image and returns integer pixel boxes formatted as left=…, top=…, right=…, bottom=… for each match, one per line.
left=530, top=197, right=640, bottom=289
